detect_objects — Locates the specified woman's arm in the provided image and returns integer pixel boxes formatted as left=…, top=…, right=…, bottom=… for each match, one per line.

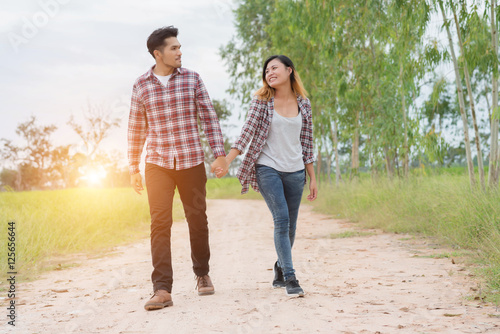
left=226, top=148, right=241, bottom=165
left=305, top=163, right=318, bottom=201
left=215, top=97, right=262, bottom=178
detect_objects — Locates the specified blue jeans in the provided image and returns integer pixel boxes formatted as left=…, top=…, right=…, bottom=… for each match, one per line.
left=255, top=164, right=305, bottom=280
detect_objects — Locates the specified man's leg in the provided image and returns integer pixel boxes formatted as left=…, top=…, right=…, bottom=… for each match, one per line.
left=175, top=163, right=210, bottom=276
left=145, top=163, right=176, bottom=293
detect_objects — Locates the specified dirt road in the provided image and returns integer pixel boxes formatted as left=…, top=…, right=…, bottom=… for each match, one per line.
left=8, top=199, right=500, bottom=333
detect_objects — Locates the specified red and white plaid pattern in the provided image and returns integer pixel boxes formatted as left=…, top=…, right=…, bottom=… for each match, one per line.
left=232, top=95, right=315, bottom=194
left=128, top=67, right=225, bottom=175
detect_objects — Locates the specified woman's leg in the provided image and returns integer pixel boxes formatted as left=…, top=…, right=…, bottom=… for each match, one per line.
left=282, top=169, right=306, bottom=250
left=255, top=165, right=295, bottom=280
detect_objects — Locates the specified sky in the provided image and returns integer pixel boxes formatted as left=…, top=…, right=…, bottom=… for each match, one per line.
left=0, top=1, right=492, bottom=172
left=0, top=0, right=243, bottom=168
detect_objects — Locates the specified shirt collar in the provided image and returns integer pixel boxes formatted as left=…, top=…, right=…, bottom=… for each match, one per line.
left=147, top=65, right=183, bottom=79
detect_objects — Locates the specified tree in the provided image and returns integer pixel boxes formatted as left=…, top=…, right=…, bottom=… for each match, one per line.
left=452, top=2, right=485, bottom=188
left=0, top=116, right=57, bottom=190
left=219, top=0, right=276, bottom=106
left=68, top=101, right=121, bottom=160
left=488, top=0, right=499, bottom=186
left=437, top=0, right=476, bottom=187
left=222, top=0, right=495, bottom=183
left=0, top=169, right=18, bottom=191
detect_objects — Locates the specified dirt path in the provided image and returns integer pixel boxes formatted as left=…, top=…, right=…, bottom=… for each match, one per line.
left=8, top=199, right=500, bottom=333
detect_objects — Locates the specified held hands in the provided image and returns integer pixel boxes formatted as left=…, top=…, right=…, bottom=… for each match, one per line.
left=210, top=149, right=240, bottom=178
left=131, top=173, right=144, bottom=195
left=211, top=156, right=229, bottom=179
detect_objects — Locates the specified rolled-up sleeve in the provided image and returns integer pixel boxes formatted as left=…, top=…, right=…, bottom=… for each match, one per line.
left=127, top=84, right=147, bottom=175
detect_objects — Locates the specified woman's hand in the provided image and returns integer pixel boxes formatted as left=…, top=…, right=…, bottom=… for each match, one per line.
left=214, top=148, right=241, bottom=178
left=211, top=156, right=228, bottom=179
left=307, top=179, right=318, bottom=201
left=214, top=158, right=230, bottom=178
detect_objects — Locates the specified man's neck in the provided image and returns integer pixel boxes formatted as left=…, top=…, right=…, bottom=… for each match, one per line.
left=153, top=63, right=176, bottom=76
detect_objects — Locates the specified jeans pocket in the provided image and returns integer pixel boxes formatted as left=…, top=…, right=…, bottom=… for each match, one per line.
left=255, top=164, right=265, bottom=176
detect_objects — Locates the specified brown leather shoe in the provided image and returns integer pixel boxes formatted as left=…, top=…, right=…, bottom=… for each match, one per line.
left=196, top=275, right=215, bottom=296
left=144, top=289, right=173, bottom=311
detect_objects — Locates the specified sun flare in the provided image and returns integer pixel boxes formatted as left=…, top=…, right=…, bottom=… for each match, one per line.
left=79, top=165, right=107, bottom=186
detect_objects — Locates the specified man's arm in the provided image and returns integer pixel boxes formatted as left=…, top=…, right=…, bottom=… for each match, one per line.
left=128, top=84, right=147, bottom=192
left=130, top=173, right=144, bottom=195
left=195, top=74, right=227, bottom=176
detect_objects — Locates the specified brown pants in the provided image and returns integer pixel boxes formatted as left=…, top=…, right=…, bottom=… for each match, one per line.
left=145, top=162, right=210, bottom=293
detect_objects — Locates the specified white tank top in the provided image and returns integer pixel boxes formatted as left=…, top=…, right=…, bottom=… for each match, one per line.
left=256, top=109, right=304, bottom=172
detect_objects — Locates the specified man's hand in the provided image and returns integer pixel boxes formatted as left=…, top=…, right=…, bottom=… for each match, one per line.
left=131, top=173, right=144, bottom=194
left=211, top=156, right=228, bottom=178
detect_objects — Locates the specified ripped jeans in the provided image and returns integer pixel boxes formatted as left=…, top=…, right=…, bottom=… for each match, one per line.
left=255, top=164, right=305, bottom=280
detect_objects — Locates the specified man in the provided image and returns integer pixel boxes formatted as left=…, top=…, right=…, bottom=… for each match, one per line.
left=127, top=26, right=227, bottom=311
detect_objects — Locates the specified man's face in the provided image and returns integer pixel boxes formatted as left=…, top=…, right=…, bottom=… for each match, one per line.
left=155, top=37, right=182, bottom=68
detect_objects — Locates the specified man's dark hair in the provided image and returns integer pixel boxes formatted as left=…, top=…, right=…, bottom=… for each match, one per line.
left=147, top=26, right=179, bottom=58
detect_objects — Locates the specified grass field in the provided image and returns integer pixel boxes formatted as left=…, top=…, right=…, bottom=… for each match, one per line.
left=0, top=188, right=173, bottom=280
left=1, top=172, right=499, bottom=301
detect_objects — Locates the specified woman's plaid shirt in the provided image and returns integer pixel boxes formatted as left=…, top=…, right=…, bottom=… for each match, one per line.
left=127, top=67, right=225, bottom=175
left=232, top=95, right=315, bottom=194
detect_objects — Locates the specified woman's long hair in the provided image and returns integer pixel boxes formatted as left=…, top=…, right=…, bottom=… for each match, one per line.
left=255, top=55, right=308, bottom=101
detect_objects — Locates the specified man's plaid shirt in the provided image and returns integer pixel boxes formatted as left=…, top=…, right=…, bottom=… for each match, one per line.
left=232, top=95, right=315, bottom=194
left=128, top=66, right=225, bottom=175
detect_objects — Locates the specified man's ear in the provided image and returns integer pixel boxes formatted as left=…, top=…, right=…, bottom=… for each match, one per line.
left=153, top=49, right=161, bottom=60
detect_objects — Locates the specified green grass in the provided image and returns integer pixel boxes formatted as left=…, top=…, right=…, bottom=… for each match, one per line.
left=0, top=187, right=184, bottom=280
left=310, top=173, right=500, bottom=302
left=206, top=176, right=263, bottom=200
left=329, top=231, right=376, bottom=239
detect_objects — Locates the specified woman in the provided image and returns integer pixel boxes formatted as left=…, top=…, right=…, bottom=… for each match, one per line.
left=218, top=55, right=317, bottom=297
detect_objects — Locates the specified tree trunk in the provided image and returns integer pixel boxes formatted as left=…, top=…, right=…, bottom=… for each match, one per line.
left=489, top=0, right=499, bottom=187
left=384, top=145, right=394, bottom=178
left=351, top=109, right=360, bottom=180
left=326, top=148, right=332, bottom=185
left=15, top=165, right=22, bottom=191
left=439, top=0, right=476, bottom=187
left=400, top=62, right=409, bottom=177
left=452, top=5, right=485, bottom=189
left=485, top=83, right=492, bottom=123
left=316, top=149, right=322, bottom=184
left=394, top=147, right=400, bottom=178
left=331, top=118, right=341, bottom=186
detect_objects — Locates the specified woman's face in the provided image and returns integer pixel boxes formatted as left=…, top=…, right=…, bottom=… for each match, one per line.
left=265, top=59, right=292, bottom=88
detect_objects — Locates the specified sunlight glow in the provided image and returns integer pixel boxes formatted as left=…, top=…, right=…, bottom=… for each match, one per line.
left=79, top=165, right=107, bottom=186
